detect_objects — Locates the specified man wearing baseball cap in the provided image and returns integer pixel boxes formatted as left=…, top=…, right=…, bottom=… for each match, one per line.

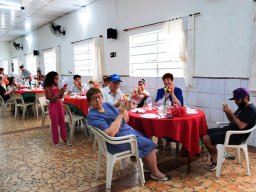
left=101, top=74, right=124, bottom=108
left=202, top=87, right=256, bottom=171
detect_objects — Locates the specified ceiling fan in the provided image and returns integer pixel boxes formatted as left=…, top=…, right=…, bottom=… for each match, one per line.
left=12, top=42, right=23, bottom=50
left=49, top=22, right=66, bottom=37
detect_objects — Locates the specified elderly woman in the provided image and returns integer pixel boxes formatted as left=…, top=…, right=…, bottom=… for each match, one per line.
left=86, top=87, right=170, bottom=181
left=131, top=79, right=149, bottom=108
left=155, top=73, right=183, bottom=107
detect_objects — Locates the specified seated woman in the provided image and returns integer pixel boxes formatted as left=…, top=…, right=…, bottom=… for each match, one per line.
left=0, top=76, right=16, bottom=102
left=131, top=79, right=149, bottom=108
left=155, top=73, right=183, bottom=107
left=6, top=77, right=18, bottom=92
left=86, top=87, right=171, bottom=181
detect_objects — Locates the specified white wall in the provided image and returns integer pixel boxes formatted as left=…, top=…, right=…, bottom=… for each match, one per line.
left=0, top=42, right=10, bottom=60
left=3, top=0, right=255, bottom=78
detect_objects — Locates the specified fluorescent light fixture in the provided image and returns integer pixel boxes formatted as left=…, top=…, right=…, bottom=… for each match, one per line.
left=0, top=5, right=20, bottom=10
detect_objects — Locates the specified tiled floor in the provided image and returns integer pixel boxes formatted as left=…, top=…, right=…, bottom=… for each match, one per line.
left=1, top=106, right=256, bottom=192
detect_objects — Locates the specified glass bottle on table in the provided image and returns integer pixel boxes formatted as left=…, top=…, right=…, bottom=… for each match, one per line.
left=145, top=97, right=152, bottom=110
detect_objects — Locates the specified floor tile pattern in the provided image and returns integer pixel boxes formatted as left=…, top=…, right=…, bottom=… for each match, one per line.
left=1, top=106, right=256, bottom=192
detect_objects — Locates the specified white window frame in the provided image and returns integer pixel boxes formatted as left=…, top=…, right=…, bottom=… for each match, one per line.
left=129, top=30, right=184, bottom=78
left=1, top=59, right=9, bottom=75
left=26, top=53, right=37, bottom=76
left=12, top=57, right=20, bottom=76
left=73, top=40, right=95, bottom=76
left=43, top=49, right=57, bottom=75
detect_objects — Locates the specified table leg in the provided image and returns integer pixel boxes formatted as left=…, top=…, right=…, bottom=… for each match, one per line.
left=180, top=147, right=190, bottom=174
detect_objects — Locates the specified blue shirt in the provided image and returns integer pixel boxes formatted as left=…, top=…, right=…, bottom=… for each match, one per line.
left=155, top=87, right=184, bottom=106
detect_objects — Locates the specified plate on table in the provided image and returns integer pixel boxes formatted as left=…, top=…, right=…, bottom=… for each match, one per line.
left=131, top=108, right=146, bottom=113
left=140, top=113, right=159, bottom=119
left=186, top=109, right=198, bottom=114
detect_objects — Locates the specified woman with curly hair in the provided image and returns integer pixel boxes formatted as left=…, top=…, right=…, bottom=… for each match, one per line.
left=44, top=71, right=70, bottom=145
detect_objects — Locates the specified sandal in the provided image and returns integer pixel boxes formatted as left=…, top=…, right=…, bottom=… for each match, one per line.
left=209, top=162, right=217, bottom=171
left=150, top=174, right=171, bottom=181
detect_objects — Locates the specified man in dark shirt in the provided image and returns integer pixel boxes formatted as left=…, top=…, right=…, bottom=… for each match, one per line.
left=202, top=88, right=256, bottom=170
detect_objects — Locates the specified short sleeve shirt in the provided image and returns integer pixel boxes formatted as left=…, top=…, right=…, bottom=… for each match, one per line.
left=21, top=69, right=32, bottom=79
left=69, top=83, right=86, bottom=93
left=101, top=86, right=123, bottom=106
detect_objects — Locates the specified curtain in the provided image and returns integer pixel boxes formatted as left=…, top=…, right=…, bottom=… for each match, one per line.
left=93, top=37, right=104, bottom=83
left=164, top=19, right=186, bottom=61
left=183, top=16, right=195, bottom=87
left=249, top=6, right=256, bottom=91
left=164, top=16, right=195, bottom=87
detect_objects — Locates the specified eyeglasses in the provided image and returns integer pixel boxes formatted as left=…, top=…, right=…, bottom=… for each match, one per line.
left=91, top=95, right=103, bottom=101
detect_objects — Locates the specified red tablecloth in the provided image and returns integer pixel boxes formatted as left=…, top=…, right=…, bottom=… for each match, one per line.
left=15, top=89, right=45, bottom=94
left=63, top=95, right=89, bottom=116
left=128, top=108, right=208, bottom=156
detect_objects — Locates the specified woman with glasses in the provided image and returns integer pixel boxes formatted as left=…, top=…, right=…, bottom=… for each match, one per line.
left=86, top=87, right=171, bottom=181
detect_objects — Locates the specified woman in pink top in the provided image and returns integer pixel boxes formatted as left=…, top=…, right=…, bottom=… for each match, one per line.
left=131, top=79, right=149, bottom=108
left=44, top=71, right=69, bottom=145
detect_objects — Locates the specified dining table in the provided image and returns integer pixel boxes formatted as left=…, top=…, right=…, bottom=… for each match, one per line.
left=63, top=95, right=89, bottom=116
left=128, top=107, right=208, bottom=173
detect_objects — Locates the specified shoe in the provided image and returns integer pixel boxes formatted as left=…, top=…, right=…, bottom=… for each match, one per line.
left=64, top=140, right=72, bottom=146
left=209, top=162, right=217, bottom=171
left=150, top=174, right=171, bottom=181
left=143, top=168, right=151, bottom=173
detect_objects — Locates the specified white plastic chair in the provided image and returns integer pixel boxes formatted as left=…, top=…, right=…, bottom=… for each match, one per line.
left=88, top=125, right=145, bottom=190
left=35, top=93, right=45, bottom=118
left=13, top=93, right=36, bottom=119
left=63, top=104, right=86, bottom=143
left=215, top=122, right=256, bottom=177
left=38, top=96, right=49, bottom=127
left=0, top=95, right=15, bottom=117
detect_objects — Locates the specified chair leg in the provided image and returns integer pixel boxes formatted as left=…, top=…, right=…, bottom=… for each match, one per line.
left=137, top=158, right=145, bottom=185
left=96, top=152, right=102, bottom=179
left=42, top=114, right=45, bottom=127
left=242, top=145, right=251, bottom=176
left=216, top=144, right=225, bottom=177
left=237, top=148, right=241, bottom=164
left=2, top=104, right=5, bottom=116
left=22, top=106, right=27, bottom=119
left=15, top=105, right=18, bottom=118
left=93, top=137, right=97, bottom=150
left=106, top=154, right=115, bottom=190
left=70, top=123, right=76, bottom=143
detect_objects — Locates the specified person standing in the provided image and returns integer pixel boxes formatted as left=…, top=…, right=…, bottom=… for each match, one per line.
left=44, top=71, right=70, bottom=145
left=19, top=65, right=33, bottom=83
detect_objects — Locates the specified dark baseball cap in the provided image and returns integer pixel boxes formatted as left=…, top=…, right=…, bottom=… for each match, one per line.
left=110, top=74, right=122, bottom=82
left=229, top=88, right=249, bottom=100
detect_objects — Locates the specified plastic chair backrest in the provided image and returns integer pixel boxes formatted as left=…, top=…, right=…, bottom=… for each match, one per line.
left=13, top=93, right=25, bottom=105
left=63, top=104, right=72, bottom=123
left=38, top=96, right=48, bottom=112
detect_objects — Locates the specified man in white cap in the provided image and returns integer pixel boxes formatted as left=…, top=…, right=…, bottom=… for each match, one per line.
left=101, top=74, right=123, bottom=108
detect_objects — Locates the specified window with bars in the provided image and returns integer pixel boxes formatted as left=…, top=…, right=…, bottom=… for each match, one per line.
left=26, top=53, right=37, bottom=76
left=129, top=30, right=183, bottom=77
left=74, top=42, right=95, bottom=76
left=43, top=49, right=56, bottom=75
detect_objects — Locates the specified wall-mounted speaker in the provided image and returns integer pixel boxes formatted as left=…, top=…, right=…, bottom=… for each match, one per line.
left=33, top=50, right=39, bottom=56
left=107, top=28, right=117, bottom=39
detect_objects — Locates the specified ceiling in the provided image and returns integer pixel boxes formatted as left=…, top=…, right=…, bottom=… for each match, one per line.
left=0, top=0, right=95, bottom=42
